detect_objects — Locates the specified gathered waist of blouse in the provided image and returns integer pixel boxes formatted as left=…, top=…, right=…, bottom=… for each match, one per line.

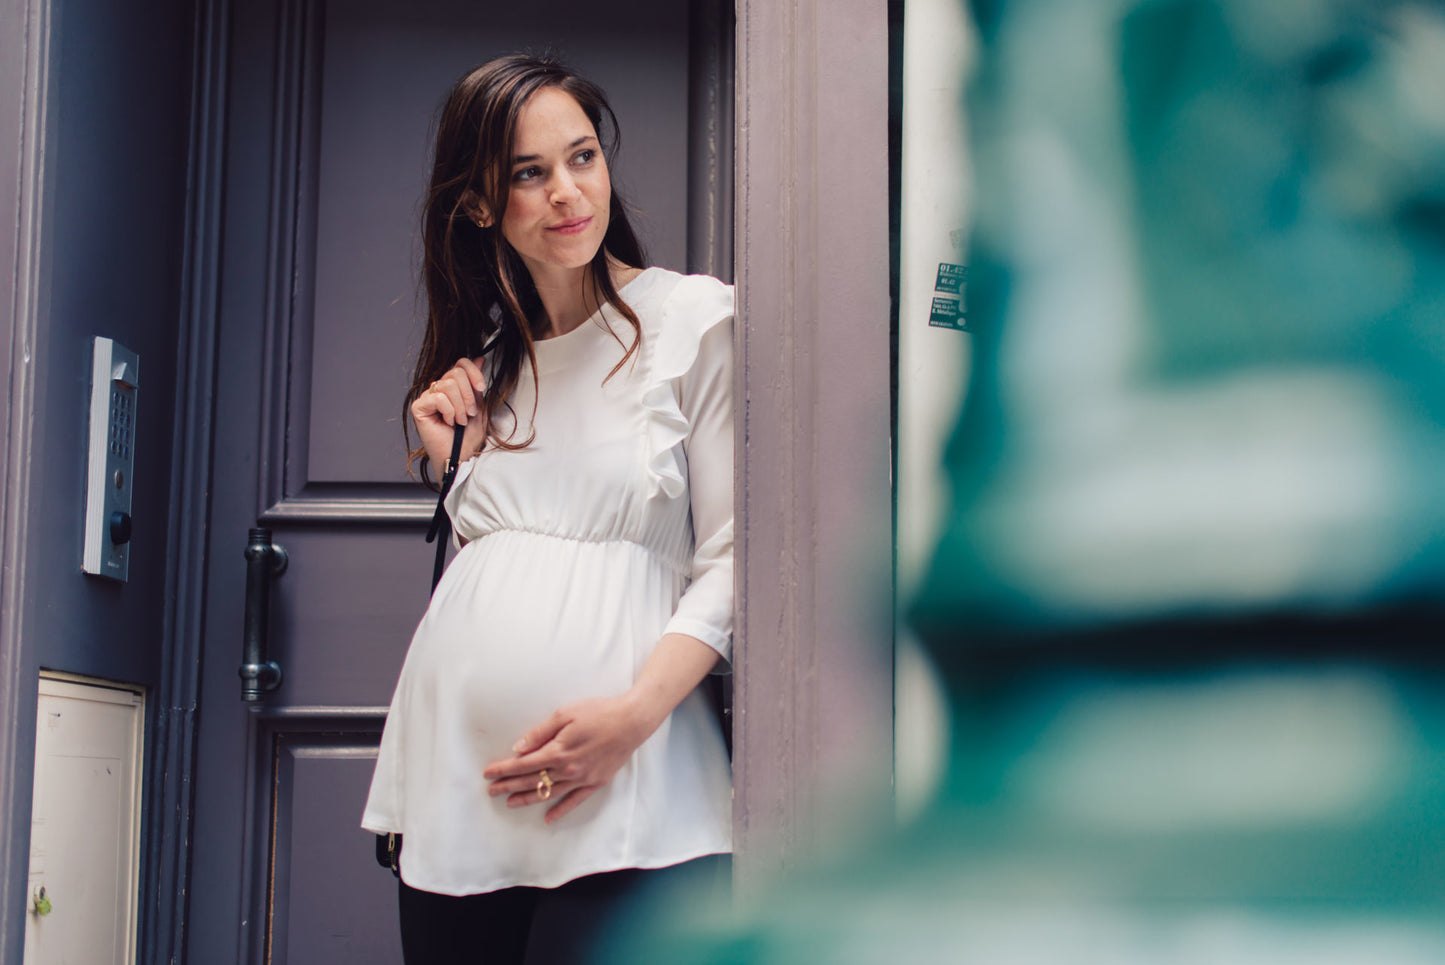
left=462, top=525, right=691, bottom=576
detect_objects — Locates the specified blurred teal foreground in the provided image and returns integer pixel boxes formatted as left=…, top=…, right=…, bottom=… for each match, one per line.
left=607, top=0, right=1445, bottom=960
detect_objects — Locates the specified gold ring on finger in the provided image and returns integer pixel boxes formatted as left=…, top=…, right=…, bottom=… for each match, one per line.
left=537, top=769, right=553, bottom=801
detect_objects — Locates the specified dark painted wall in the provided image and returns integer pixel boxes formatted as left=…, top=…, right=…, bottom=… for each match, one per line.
left=26, top=0, right=191, bottom=682
left=1, top=0, right=193, bottom=960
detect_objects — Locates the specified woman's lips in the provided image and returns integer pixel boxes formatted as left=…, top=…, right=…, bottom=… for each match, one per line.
left=547, top=216, right=593, bottom=235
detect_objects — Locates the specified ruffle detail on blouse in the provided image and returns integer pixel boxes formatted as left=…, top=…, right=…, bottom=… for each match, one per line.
left=443, top=457, right=479, bottom=551
left=640, top=273, right=735, bottom=502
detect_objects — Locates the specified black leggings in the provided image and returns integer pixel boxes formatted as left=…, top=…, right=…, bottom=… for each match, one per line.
left=398, top=855, right=730, bottom=965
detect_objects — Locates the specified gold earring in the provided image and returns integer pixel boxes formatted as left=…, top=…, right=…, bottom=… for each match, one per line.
left=476, top=218, right=487, bottom=228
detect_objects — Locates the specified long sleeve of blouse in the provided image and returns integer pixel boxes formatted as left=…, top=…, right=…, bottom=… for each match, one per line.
left=658, top=302, right=735, bottom=664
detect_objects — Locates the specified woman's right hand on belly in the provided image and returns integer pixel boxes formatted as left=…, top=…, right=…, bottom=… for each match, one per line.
left=412, top=355, right=490, bottom=469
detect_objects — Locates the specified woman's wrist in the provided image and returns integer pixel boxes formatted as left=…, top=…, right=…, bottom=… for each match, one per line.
left=618, top=685, right=671, bottom=741
left=623, top=632, right=723, bottom=736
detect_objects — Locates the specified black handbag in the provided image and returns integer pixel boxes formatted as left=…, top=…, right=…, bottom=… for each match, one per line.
left=376, top=421, right=469, bottom=877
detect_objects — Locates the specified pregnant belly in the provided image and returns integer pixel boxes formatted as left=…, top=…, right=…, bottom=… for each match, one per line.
left=404, top=531, right=676, bottom=754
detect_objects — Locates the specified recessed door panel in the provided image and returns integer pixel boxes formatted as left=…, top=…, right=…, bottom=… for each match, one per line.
left=264, top=724, right=400, bottom=965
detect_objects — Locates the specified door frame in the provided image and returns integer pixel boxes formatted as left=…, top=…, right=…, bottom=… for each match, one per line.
left=0, top=0, right=56, bottom=959
left=731, top=0, right=895, bottom=891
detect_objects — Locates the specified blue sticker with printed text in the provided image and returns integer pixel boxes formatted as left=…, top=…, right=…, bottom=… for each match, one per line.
left=935, top=263, right=967, bottom=294
left=929, top=296, right=967, bottom=331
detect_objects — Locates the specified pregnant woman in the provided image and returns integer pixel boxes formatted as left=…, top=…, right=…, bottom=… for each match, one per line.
left=361, top=54, right=735, bottom=965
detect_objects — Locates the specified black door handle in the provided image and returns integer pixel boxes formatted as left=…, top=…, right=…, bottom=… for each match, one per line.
left=239, top=527, right=288, bottom=701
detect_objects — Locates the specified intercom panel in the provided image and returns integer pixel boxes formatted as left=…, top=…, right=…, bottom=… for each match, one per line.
left=83, top=338, right=139, bottom=582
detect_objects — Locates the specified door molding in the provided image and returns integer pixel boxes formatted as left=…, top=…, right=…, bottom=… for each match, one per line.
left=732, top=0, right=895, bottom=891
left=140, top=1, right=228, bottom=962
left=0, top=0, right=56, bottom=959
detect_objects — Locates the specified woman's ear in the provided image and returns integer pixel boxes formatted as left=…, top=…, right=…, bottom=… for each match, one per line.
left=461, top=190, right=493, bottom=228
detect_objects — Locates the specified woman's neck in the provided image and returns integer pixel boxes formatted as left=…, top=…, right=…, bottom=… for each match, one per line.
left=528, top=259, right=643, bottom=340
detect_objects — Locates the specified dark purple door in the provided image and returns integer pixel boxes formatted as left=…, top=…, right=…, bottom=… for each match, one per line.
left=185, top=1, right=725, bottom=961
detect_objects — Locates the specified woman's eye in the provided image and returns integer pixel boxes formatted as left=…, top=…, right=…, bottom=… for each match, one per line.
left=513, top=166, right=542, bottom=182
left=572, top=149, right=596, bottom=165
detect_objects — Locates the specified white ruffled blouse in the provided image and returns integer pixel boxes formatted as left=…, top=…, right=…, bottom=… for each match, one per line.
left=362, top=268, right=734, bottom=896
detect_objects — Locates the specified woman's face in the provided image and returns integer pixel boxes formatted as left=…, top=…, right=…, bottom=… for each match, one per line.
left=498, top=86, right=611, bottom=279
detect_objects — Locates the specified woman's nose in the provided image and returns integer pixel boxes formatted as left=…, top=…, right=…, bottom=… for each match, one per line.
left=549, top=171, right=582, bottom=205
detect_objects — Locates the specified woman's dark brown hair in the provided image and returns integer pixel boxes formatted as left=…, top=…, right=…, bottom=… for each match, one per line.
left=407, top=54, right=647, bottom=486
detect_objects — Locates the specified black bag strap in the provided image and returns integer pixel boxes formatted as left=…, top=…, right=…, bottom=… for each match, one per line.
left=424, top=423, right=471, bottom=593
left=423, top=329, right=504, bottom=593
left=423, top=329, right=503, bottom=593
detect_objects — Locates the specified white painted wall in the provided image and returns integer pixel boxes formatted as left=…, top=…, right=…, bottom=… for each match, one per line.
left=24, top=676, right=143, bottom=965
left=895, top=0, right=974, bottom=823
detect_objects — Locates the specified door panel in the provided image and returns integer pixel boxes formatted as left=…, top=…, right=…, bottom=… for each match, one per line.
left=261, top=717, right=395, bottom=965
left=187, top=0, right=723, bottom=961
left=262, top=530, right=432, bottom=706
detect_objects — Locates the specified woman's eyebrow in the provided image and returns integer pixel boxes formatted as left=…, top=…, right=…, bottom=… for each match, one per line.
left=511, top=135, right=598, bottom=166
